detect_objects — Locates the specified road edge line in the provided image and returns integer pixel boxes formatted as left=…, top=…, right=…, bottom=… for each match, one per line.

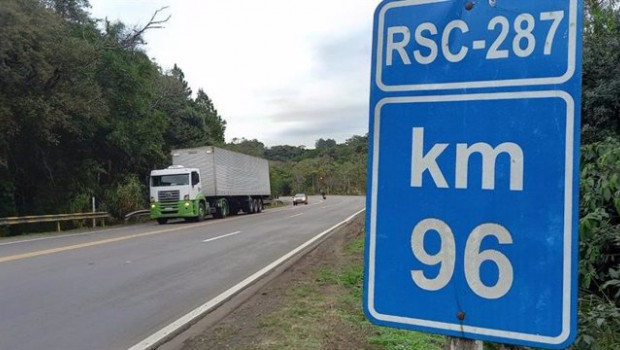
left=128, top=208, right=366, bottom=350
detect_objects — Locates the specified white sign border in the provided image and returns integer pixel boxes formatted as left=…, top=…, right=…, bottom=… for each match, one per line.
left=375, top=0, right=577, bottom=91
left=366, top=91, right=575, bottom=345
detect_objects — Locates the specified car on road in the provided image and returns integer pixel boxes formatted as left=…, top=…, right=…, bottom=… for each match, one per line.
left=293, top=193, right=308, bottom=205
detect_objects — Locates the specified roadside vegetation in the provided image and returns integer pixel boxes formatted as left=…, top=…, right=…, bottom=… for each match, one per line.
left=0, top=0, right=226, bottom=226
left=572, top=1, right=620, bottom=349
left=255, top=231, right=442, bottom=350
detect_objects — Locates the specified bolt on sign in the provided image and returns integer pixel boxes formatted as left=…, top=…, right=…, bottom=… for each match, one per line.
left=363, top=0, right=582, bottom=348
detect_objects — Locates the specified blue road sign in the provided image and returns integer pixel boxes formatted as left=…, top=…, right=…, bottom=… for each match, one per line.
left=364, top=1, right=582, bottom=349
left=374, top=0, right=579, bottom=91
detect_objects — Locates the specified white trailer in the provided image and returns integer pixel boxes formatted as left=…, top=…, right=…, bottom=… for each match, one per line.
left=149, top=146, right=270, bottom=224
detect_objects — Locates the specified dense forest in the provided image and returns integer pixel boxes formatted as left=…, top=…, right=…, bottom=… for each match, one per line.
left=1, top=0, right=619, bottom=348
left=0, top=0, right=366, bottom=222
left=0, top=0, right=226, bottom=220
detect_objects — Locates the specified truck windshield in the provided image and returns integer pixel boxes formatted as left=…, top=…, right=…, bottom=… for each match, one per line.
left=151, top=174, right=189, bottom=187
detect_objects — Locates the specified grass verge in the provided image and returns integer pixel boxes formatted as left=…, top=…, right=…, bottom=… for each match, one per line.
left=249, top=224, right=444, bottom=350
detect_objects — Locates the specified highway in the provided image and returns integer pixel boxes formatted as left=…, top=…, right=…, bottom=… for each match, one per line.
left=0, top=195, right=365, bottom=350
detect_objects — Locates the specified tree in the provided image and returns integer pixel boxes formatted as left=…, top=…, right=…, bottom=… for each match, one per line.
left=195, top=89, right=226, bottom=145
left=581, top=0, right=620, bottom=143
left=264, top=145, right=307, bottom=162
left=0, top=0, right=226, bottom=224
left=100, top=6, right=170, bottom=51
left=344, top=134, right=368, bottom=154
left=226, top=138, right=266, bottom=158
left=291, top=158, right=317, bottom=193
left=258, top=135, right=368, bottom=196
left=315, top=138, right=337, bottom=151
left=0, top=0, right=107, bottom=214
left=156, top=66, right=225, bottom=149
left=269, top=163, right=293, bottom=197
left=42, top=0, right=91, bottom=23
left=94, top=42, right=167, bottom=181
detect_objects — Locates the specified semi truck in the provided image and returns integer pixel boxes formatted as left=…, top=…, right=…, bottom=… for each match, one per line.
left=149, top=146, right=271, bottom=224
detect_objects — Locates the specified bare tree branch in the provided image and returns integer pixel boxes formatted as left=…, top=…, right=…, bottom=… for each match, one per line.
left=120, top=6, right=171, bottom=50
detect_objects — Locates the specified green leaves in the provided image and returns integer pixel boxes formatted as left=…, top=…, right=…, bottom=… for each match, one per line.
left=578, top=9, right=620, bottom=330
left=582, top=1, right=620, bottom=143
left=260, top=135, right=368, bottom=197
left=575, top=293, right=620, bottom=349
left=1, top=0, right=226, bottom=222
left=102, top=175, right=145, bottom=221
left=577, top=137, right=620, bottom=349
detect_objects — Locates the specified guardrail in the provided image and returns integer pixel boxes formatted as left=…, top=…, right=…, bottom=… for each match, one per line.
left=0, top=212, right=109, bottom=232
left=124, top=209, right=150, bottom=222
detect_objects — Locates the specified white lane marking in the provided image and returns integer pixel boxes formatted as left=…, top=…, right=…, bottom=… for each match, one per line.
left=0, top=201, right=315, bottom=247
left=128, top=207, right=366, bottom=350
left=289, top=213, right=303, bottom=218
left=202, top=231, right=241, bottom=243
left=261, top=206, right=298, bottom=214
left=0, top=210, right=247, bottom=247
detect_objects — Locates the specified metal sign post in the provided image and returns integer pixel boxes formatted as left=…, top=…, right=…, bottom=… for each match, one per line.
left=446, top=338, right=482, bottom=350
left=364, top=0, right=582, bottom=349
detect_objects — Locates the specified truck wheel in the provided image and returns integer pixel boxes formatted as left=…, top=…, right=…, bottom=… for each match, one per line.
left=157, top=218, right=168, bottom=225
left=198, top=202, right=206, bottom=222
left=228, top=203, right=238, bottom=216
left=215, top=200, right=228, bottom=219
left=256, top=199, right=262, bottom=213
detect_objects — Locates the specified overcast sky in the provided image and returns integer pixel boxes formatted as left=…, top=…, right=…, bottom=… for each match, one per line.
left=88, top=0, right=377, bottom=148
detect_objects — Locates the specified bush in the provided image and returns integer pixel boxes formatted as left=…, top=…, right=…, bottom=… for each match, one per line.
left=68, top=192, right=94, bottom=213
left=576, top=138, right=620, bottom=349
left=102, top=176, right=146, bottom=221
left=575, top=293, right=620, bottom=349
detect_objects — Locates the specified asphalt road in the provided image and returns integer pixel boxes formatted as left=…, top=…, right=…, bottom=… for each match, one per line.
left=0, top=195, right=365, bottom=350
